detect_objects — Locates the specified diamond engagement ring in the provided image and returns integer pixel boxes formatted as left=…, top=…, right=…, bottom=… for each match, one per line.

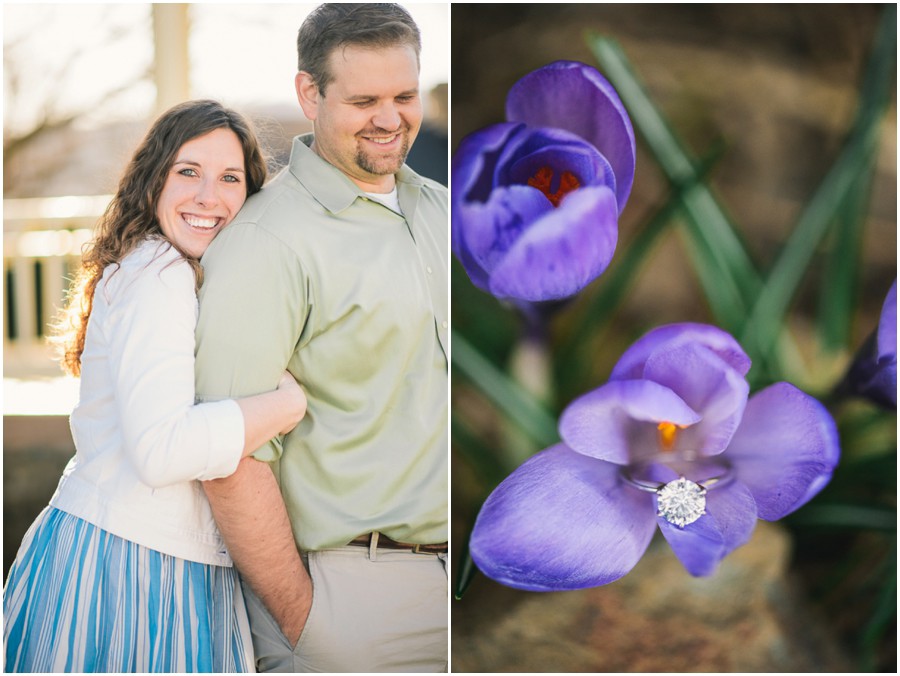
left=620, top=451, right=734, bottom=528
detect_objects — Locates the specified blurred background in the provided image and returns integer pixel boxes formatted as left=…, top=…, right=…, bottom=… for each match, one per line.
left=450, top=3, right=896, bottom=672
left=3, top=1, right=447, bottom=577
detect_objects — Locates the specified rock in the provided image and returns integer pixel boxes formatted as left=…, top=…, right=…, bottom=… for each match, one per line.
left=451, top=522, right=851, bottom=672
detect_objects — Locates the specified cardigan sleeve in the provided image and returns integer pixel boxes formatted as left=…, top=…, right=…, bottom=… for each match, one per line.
left=105, top=248, right=245, bottom=488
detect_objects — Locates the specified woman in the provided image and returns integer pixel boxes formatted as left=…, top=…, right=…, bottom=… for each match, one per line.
left=3, top=100, right=303, bottom=672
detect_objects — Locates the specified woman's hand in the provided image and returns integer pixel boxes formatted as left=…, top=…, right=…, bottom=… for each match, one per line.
left=277, top=370, right=307, bottom=435
left=235, top=371, right=308, bottom=458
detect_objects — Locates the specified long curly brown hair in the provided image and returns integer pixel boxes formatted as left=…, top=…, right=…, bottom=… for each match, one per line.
left=54, top=100, right=268, bottom=376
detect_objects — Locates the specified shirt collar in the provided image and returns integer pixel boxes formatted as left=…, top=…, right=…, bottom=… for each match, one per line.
left=289, top=133, right=423, bottom=215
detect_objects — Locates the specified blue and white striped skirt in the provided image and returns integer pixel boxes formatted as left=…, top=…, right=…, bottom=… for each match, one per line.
left=3, top=507, right=254, bottom=672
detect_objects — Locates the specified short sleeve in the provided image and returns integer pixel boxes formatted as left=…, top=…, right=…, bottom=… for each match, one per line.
left=195, top=222, right=308, bottom=462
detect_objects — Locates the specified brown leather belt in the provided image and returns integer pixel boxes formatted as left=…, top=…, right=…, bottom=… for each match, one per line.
left=349, top=532, right=448, bottom=555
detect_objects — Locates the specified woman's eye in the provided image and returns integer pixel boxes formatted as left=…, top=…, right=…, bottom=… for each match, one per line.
left=222, top=174, right=241, bottom=183
left=177, top=168, right=198, bottom=177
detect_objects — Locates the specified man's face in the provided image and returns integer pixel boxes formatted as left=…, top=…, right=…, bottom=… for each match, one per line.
left=297, top=43, right=422, bottom=192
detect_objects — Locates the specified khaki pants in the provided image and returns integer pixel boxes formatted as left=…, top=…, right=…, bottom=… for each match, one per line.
left=242, top=546, right=448, bottom=673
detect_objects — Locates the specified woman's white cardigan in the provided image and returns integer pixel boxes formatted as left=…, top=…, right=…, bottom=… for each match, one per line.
left=51, top=239, right=245, bottom=566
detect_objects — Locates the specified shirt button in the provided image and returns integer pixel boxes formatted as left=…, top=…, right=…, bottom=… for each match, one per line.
left=441, top=320, right=448, bottom=329
left=426, top=266, right=433, bottom=274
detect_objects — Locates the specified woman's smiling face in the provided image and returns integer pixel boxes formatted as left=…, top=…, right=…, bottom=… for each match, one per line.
left=156, top=127, right=248, bottom=258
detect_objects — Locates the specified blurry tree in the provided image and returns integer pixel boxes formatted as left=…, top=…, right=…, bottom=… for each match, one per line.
left=3, top=4, right=155, bottom=197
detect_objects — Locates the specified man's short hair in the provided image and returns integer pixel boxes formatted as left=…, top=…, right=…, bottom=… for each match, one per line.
left=297, top=3, right=421, bottom=95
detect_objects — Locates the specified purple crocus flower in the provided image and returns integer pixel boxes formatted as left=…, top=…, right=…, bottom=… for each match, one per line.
left=452, top=61, right=636, bottom=302
left=844, top=280, right=897, bottom=408
left=470, top=323, right=840, bottom=591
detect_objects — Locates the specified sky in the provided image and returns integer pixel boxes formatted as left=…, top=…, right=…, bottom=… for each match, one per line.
left=2, top=2, right=450, bottom=136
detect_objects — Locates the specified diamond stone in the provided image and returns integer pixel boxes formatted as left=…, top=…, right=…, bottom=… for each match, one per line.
left=656, top=477, right=706, bottom=528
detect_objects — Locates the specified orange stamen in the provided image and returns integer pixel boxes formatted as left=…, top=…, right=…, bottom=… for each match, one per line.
left=527, top=166, right=581, bottom=207
left=657, top=422, right=679, bottom=451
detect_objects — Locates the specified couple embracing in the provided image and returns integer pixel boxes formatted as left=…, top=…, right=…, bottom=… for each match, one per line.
left=3, top=4, right=448, bottom=673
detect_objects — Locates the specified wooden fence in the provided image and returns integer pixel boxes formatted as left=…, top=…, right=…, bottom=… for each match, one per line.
left=4, top=195, right=108, bottom=377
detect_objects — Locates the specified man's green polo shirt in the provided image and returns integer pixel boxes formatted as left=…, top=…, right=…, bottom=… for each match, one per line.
left=195, top=134, right=448, bottom=551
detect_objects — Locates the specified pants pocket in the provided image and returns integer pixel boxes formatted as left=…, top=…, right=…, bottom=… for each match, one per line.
left=292, top=552, right=320, bottom=654
left=241, top=573, right=315, bottom=673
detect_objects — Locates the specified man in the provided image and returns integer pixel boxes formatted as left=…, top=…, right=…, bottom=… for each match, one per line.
left=194, top=4, right=448, bottom=672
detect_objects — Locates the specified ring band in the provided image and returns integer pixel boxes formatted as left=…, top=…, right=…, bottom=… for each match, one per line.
left=620, top=451, right=734, bottom=528
left=619, top=450, right=734, bottom=493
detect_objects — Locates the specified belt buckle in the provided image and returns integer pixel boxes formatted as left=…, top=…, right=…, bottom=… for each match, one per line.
left=411, top=544, right=430, bottom=555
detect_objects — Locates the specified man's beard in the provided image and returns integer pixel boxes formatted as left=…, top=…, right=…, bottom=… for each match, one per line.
left=354, top=126, right=412, bottom=176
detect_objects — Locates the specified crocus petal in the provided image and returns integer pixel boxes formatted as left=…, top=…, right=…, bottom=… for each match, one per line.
left=874, top=280, right=897, bottom=406
left=488, top=185, right=618, bottom=301
left=451, top=124, right=528, bottom=291
left=877, top=280, right=897, bottom=361
left=470, top=444, right=657, bottom=591
left=506, top=60, right=636, bottom=213
left=497, top=125, right=617, bottom=197
left=451, top=121, right=622, bottom=303
left=643, top=342, right=749, bottom=456
left=456, top=184, right=555, bottom=288
left=724, top=383, right=840, bottom=521
left=451, top=122, right=523, bottom=206
left=862, top=358, right=897, bottom=408
left=559, top=379, right=701, bottom=464
left=610, top=322, right=752, bottom=381
left=657, top=480, right=758, bottom=576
